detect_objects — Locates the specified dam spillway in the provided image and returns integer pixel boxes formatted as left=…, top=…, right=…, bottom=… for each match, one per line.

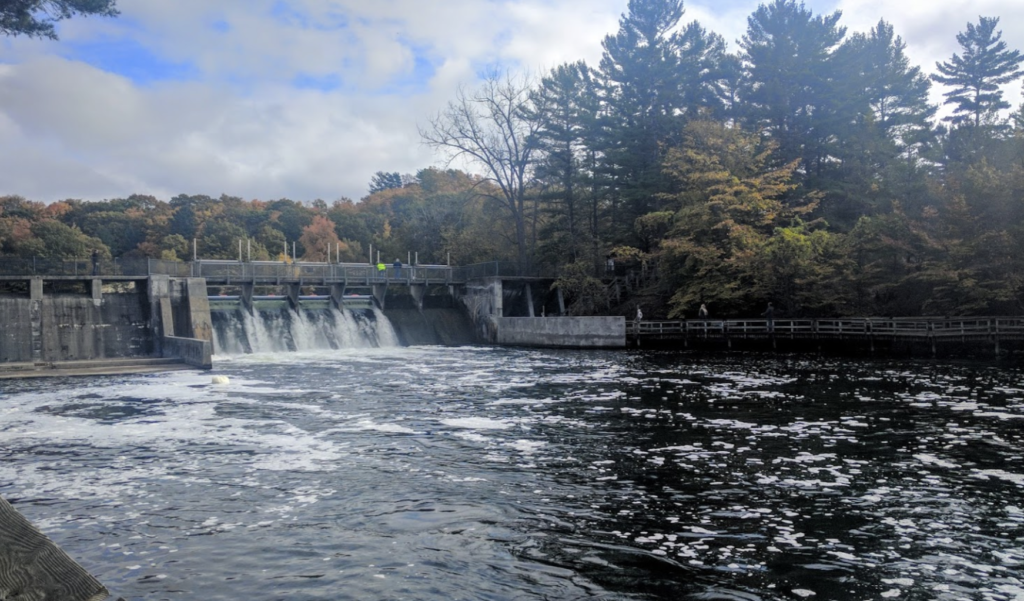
left=210, top=303, right=399, bottom=354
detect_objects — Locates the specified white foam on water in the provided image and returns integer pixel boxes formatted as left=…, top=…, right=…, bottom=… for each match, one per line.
left=972, top=470, right=1024, bottom=486
left=974, top=412, right=1024, bottom=420
left=452, top=431, right=491, bottom=443
left=488, top=398, right=559, bottom=406
left=883, top=578, right=914, bottom=586
left=440, top=417, right=516, bottom=430
left=915, top=454, right=959, bottom=469
left=0, top=371, right=356, bottom=502
left=507, top=440, right=545, bottom=454
left=351, top=419, right=419, bottom=435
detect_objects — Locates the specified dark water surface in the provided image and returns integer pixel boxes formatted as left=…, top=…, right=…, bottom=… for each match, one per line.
left=2, top=348, right=1023, bottom=600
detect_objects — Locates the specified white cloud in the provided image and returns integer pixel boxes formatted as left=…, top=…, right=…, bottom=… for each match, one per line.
left=0, top=0, right=1021, bottom=204
left=835, top=0, right=1024, bottom=109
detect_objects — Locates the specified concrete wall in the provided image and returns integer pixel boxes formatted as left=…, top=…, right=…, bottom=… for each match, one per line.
left=385, top=308, right=480, bottom=346
left=0, top=300, right=34, bottom=362
left=497, top=316, right=625, bottom=348
left=163, top=336, right=213, bottom=369
left=455, top=278, right=502, bottom=342
left=0, top=281, right=152, bottom=363
left=43, top=293, right=152, bottom=361
left=0, top=276, right=213, bottom=366
left=185, top=278, right=213, bottom=342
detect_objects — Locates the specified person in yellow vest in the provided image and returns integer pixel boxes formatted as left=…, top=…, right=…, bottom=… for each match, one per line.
left=376, top=262, right=386, bottom=275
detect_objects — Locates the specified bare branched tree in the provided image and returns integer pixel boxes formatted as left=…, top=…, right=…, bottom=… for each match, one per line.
left=420, top=73, right=540, bottom=270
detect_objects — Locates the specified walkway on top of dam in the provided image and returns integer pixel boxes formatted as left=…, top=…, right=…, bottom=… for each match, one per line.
left=0, top=258, right=557, bottom=286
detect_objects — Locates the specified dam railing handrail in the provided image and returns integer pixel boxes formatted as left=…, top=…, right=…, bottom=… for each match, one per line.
left=629, top=317, right=1024, bottom=339
left=0, top=258, right=553, bottom=283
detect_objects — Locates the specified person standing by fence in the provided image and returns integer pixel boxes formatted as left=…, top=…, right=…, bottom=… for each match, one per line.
left=762, top=302, right=774, bottom=332
left=91, top=249, right=99, bottom=275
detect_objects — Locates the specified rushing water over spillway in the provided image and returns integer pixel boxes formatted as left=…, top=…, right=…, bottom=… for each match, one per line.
left=212, top=306, right=399, bottom=354
left=1, top=350, right=1023, bottom=600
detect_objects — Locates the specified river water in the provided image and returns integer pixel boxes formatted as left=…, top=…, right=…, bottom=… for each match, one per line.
left=2, top=347, right=1023, bottom=600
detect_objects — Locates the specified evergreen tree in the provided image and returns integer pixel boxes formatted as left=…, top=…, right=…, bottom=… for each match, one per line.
left=597, top=0, right=688, bottom=233
left=827, top=20, right=936, bottom=221
left=676, top=21, right=734, bottom=119
left=932, top=16, right=1024, bottom=128
left=530, top=61, right=599, bottom=266
left=738, top=0, right=847, bottom=175
left=842, top=20, right=934, bottom=151
left=368, top=171, right=403, bottom=195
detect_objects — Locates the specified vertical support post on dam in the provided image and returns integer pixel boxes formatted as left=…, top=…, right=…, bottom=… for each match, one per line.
left=330, top=284, right=346, bottom=311
left=410, top=284, right=426, bottom=313
left=372, top=284, right=388, bottom=311
left=525, top=283, right=534, bottom=317
left=185, top=278, right=213, bottom=342
left=557, top=287, right=566, bottom=316
left=240, top=283, right=254, bottom=313
left=286, top=284, right=300, bottom=310
left=489, top=278, right=503, bottom=318
left=147, top=275, right=173, bottom=356
left=90, top=278, right=102, bottom=305
left=29, top=277, right=43, bottom=362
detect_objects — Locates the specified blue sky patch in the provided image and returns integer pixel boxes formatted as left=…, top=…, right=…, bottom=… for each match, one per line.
left=292, top=72, right=344, bottom=92
left=368, top=43, right=441, bottom=96
left=269, top=1, right=350, bottom=31
left=62, top=37, right=199, bottom=84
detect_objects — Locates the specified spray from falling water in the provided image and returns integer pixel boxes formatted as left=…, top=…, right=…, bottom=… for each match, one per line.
left=212, top=306, right=398, bottom=355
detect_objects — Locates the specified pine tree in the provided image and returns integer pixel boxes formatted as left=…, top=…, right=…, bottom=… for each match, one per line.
left=530, top=62, right=600, bottom=265
left=738, top=0, right=847, bottom=177
left=932, top=16, right=1024, bottom=128
left=368, top=172, right=403, bottom=195
left=828, top=20, right=936, bottom=221
left=597, top=0, right=688, bottom=234
left=844, top=21, right=935, bottom=149
left=676, top=21, right=734, bottom=119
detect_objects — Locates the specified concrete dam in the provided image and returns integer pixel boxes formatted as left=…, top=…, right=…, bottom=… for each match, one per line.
left=0, top=261, right=626, bottom=377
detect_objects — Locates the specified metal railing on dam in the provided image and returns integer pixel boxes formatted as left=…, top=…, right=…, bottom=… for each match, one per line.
left=629, top=317, right=1024, bottom=351
left=0, top=258, right=554, bottom=284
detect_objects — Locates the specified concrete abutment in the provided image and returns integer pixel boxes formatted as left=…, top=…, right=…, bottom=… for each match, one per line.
left=0, top=275, right=212, bottom=377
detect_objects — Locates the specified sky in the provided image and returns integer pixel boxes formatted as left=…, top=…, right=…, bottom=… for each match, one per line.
left=0, top=0, right=1022, bottom=205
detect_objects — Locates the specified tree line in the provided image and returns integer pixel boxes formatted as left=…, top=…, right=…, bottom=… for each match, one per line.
left=2, top=0, right=1023, bottom=319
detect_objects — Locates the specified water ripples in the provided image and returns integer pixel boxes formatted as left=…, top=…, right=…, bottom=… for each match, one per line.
left=1, top=348, right=1023, bottom=599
